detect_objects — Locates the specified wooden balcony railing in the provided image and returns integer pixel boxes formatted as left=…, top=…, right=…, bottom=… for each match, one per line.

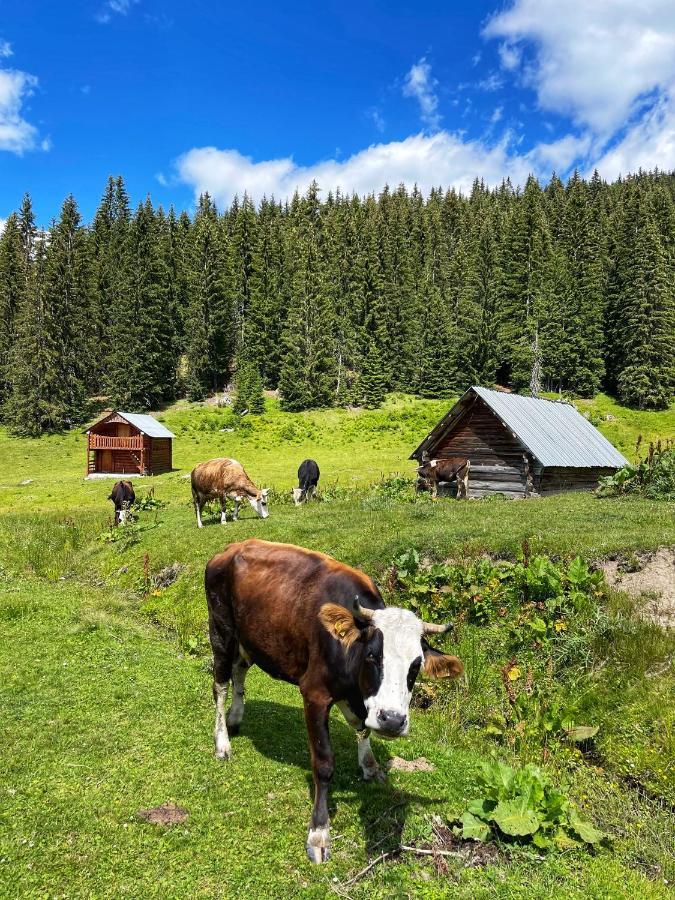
left=89, top=434, right=144, bottom=450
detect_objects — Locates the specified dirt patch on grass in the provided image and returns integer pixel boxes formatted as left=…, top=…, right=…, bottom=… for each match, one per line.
left=422, top=821, right=500, bottom=873
left=387, top=756, right=436, bottom=773
left=152, top=562, right=182, bottom=589
left=601, top=547, right=675, bottom=628
left=137, top=803, right=188, bottom=826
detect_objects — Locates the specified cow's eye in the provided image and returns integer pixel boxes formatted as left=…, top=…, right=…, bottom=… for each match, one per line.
left=366, top=651, right=377, bottom=662
left=407, top=657, right=422, bottom=690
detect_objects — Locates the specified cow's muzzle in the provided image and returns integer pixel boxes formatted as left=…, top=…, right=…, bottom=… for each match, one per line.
left=375, top=709, right=408, bottom=738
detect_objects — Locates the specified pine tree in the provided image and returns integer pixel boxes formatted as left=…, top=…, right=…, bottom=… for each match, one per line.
left=109, top=198, right=176, bottom=409
left=184, top=194, right=233, bottom=399
left=4, top=235, right=62, bottom=435
left=278, top=183, right=336, bottom=410
left=7, top=196, right=97, bottom=432
left=232, top=352, right=265, bottom=414
left=498, top=176, right=552, bottom=390
left=559, top=173, right=604, bottom=396
left=0, top=214, right=25, bottom=410
left=358, top=339, right=387, bottom=407
left=613, top=189, right=675, bottom=408
left=245, top=198, right=285, bottom=387
left=455, top=200, right=501, bottom=387
left=96, top=177, right=133, bottom=400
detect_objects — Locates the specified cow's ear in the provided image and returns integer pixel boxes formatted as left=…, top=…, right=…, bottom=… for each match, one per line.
left=319, top=603, right=361, bottom=650
left=422, top=645, right=463, bottom=679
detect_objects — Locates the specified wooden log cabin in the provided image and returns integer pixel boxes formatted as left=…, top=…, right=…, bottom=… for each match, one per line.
left=85, top=411, right=174, bottom=477
left=410, top=386, right=628, bottom=499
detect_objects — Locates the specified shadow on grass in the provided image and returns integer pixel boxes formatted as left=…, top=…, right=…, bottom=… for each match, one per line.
left=239, top=699, right=441, bottom=856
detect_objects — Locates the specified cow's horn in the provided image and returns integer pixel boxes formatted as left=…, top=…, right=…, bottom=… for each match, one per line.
left=421, top=621, right=452, bottom=634
left=354, top=602, right=376, bottom=622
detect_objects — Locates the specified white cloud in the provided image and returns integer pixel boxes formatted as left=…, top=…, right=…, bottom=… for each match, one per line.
left=498, top=42, right=521, bottom=71
left=0, top=41, right=12, bottom=59
left=477, top=72, right=503, bottom=92
left=0, top=67, right=42, bottom=154
left=368, top=107, right=385, bottom=133
left=174, top=131, right=588, bottom=208
left=402, top=57, right=441, bottom=130
left=484, top=0, right=675, bottom=136
left=490, top=106, right=503, bottom=125
left=97, top=0, right=138, bottom=23
left=0, top=217, right=6, bottom=235
left=592, top=88, right=675, bottom=179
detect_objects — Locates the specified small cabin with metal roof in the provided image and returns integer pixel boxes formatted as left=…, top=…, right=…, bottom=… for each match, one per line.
left=85, top=411, right=174, bottom=477
left=410, top=386, right=628, bottom=499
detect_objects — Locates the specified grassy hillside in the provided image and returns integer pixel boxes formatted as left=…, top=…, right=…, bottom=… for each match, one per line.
left=1, top=393, right=674, bottom=898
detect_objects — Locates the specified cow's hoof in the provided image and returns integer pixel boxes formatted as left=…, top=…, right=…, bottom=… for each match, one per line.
left=226, top=720, right=240, bottom=736
left=214, top=739, right=231, bottom=760
left=306, top=827, right=331, bottom=864
left=363, top=767, right=386, bottom=783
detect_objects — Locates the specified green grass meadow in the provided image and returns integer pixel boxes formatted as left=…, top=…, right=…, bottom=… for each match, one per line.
left=1, top=394, right=674, bottom=898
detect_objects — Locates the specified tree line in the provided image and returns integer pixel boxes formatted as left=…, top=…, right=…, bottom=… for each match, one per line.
left=0, top=169, right=673, bottom=436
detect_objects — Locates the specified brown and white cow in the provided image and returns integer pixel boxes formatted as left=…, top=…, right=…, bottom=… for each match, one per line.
left=205, top=538, right=463, bottom=863
left=191, top=458, right=269, bottom=527
left=417, top=456, right=470, bottom=499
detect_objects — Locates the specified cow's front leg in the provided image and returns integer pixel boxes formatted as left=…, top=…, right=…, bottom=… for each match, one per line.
left=337, top=702, right=385, bottom=782
left=220, top=495, right=228, bottom=525
left=194, top=497, right=204, bottom=528
left=356, top=729, right=385, bottom=782
left=302, top=693, right=334, bottom=863
left=232, top=496, right=240, bottom=521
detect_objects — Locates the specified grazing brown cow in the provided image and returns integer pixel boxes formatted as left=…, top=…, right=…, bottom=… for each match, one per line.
left=417, top=456, right=470, bottom=498
left=205, top=538, right=463, bottom=863
left=191, top=458, right=269, bottom=528
left=108, top=480, right=135, bottom=525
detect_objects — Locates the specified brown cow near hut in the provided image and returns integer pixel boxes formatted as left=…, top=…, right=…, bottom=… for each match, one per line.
left=191, top=458, right=269, bottom=527
left=417, top=455, right=470, bottom=498
left=205, top=539, right=463, bottom=863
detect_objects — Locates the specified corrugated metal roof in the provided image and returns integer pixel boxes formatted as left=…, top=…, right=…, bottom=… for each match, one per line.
left=116, top=412, right=175, bottom=439
left=411, top=387, right=628, bottom=469
left=472, top=388, right=628, bottom=468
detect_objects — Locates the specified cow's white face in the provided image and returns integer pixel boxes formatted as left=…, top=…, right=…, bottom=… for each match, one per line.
left=249, top=489, right=270, bottom=518
left=319, top=603, right=463, bottom=739
left=292, top=487, right=305, bottom=506
left=362, top=608, right=425, bottom=737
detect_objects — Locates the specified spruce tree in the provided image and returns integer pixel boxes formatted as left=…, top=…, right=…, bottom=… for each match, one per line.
left=358, top=339, right=387, bottom=407
left=44, top=196, right=93, bottom=424
left=614, top=190, right=675, bottom=408
left=0, top=214, right=25, bottom=410
left=278, top=183, right=336, bottom=411
left=110, top=198, right=176, bottom=409
left=4, top=236, right=62, bottom=435
left=233, top=352, right=265, bottom=414
left=184, top=194, right=233, bottom=399
left=96, top=177, right=133, bottom=400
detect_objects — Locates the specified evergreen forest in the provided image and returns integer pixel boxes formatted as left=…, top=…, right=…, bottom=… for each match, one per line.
left=1, top=169, right=674, bottom=436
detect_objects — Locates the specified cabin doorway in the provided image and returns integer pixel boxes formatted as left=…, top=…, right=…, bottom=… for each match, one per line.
left=100, top=449, right=113, bottom=471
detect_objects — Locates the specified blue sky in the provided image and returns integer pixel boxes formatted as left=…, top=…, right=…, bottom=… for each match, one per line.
left=1, top=0, right=675, bottom=225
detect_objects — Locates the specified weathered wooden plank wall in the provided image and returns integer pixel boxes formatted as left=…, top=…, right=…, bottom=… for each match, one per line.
left=150, top=438, right=172, bottom=474
left=434, top=398, right=532, bottom=498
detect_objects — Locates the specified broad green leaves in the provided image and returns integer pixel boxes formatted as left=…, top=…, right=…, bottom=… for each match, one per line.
left=455, top=760, right=608, bottom=851
left=492, top=800, right=540, bottom=836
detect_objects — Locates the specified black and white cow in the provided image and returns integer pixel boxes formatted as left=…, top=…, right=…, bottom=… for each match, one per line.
left=108, top=480, right=135, bottom=526
left=205, top=538, right=463, bottom=863
left=292, top=459, right=320, bottom=506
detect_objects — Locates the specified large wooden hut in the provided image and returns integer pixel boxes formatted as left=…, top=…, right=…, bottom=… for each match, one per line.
left=410, top=386, right=628, bottom=499
left=85, top=411, right=174, bottom=477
